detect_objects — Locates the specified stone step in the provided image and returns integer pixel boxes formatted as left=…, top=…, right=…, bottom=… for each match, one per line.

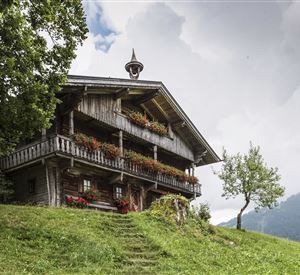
left=125, top=251, right=160, bottom=259
left=127, top=258, right=157, bottom=266
left=125, top=243, right=153, bottom=250
left=110, top=220, right=134, bottom=224
left=117, top=231, right=145, bottom=236
left=120, top=265, right=157, bottom=275
left=106, top=225, right=139, bottom=231
left=111, top=217, right=133, bottom=221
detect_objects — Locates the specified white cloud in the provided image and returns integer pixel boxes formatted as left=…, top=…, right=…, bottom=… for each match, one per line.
left=71, top=1, right=300, bottom=224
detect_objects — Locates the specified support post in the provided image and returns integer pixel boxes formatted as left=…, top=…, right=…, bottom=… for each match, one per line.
left=55, top=167, right=62, bottom=206
left=119, top=130, right=124, bottom=171
left=153, top=145, right=157, bottom=161
left=192, top=163, right=196, bottom=199
left=140, top=186, right=144, bottom=211
left=69, top=111, right=74, bottom=136
left=41, top=128, right=46, bottom=154
left=69, top=111, right=74, bottom=167
left=41, top=128, right=46, bottom=141
left=127, top=183, right=132, bottom=209
left=45, top=162, right=51, bottom=206
left=119, top=130, right=123, bottom=156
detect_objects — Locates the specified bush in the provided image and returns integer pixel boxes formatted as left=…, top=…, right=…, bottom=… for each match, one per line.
left=149, top=194, right=190, bottom=225
left=0, top=172, right=14, bottom=203
left=190, top=203, right=211, bottom=222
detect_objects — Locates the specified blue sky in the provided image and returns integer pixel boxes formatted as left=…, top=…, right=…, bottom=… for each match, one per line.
left=82, top=2, right=116, bottom=52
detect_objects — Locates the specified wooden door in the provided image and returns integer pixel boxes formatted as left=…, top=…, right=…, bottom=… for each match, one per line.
left=131, top=188, right=141, bottom=211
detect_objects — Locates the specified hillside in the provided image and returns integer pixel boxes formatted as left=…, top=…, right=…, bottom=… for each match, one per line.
left=219, top=193, right=300, bottom=241
left=1, top=205, right=300, bottom=274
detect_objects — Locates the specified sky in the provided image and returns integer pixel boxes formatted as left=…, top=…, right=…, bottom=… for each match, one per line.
left=71, top=0, right=300, bottom=224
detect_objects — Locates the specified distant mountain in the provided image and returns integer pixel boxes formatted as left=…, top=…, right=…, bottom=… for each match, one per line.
left=219, top=193, right=300, bottom=241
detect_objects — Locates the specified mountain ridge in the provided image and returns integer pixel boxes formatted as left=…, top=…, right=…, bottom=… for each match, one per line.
left=219, top=193, right=300, bottom=241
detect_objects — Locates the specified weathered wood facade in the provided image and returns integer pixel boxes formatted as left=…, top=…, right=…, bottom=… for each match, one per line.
left=0, top=75, right=220, bottom=211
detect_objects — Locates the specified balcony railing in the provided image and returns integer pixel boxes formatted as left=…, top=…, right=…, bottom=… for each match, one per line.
left=0, top=135, right=201, bottom=195
left=78, top=110, right=195, bottom=162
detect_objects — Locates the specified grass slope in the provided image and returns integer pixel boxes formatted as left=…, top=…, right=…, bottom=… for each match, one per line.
left=0, top=205, right=300, bottom=275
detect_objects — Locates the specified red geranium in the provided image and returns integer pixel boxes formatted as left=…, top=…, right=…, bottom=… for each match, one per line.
left=115, top=198, right=129, bottom=214
left=65, top=195, right=89, bottom=208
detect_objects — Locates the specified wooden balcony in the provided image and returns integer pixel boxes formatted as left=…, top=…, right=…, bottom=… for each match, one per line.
left=76, top=110, right=195, bottom=162
left=0, top=135, right=201, bottom=195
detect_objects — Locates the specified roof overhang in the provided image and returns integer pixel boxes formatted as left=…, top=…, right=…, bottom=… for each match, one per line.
left=63, top=75, right=221, bottom=166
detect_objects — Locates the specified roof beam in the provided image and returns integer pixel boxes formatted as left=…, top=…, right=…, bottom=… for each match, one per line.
left=152, top=98, right=170, bottom=121
left=172, top=120, right=186, bottom=129
left=194, top=150, right=208, bottom=165
left=133, top=90, right=159, bottom=105
left=141, top=104, right=155, bottom=120
left=114, top=88, right=130, bottom=99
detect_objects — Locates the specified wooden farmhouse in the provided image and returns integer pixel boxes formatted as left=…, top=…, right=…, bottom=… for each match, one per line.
left=0, top=51, right=220, bottom=211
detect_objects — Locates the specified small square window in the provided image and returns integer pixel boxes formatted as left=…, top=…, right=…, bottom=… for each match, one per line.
left=28, top=178, right=36, bottom=194
left=83, top=179, right=91, bottom=192
left=115, top=186, right=123, bottom=199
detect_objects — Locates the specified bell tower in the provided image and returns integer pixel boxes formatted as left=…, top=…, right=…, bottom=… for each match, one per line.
left=125, top=49, right=144, bottom=80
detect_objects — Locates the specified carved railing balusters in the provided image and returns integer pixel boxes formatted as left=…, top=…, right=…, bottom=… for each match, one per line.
left=0, top=135, right=200, bottom=194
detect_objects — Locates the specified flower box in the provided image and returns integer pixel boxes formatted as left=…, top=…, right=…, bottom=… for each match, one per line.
left=74, top=133, right=121, bottom=159
left=128, top=111, right=168, bottom=136
left=74, top=133, right=101, bottom=151
left=79, top=190, right=101, bottom=202
left=125, top=150, right=199, bottom=184
left=65, top=196, right=89, bottom=208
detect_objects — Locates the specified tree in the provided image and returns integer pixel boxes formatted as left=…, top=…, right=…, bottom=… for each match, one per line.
left=214, top=143, right=285, bottom=230
left=0, top=0, right=88, bottom=155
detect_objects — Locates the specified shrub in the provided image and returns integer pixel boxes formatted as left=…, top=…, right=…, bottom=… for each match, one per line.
left=149, top=194, right=190, bottom=225
left=190, top=203, right=211, bottom=222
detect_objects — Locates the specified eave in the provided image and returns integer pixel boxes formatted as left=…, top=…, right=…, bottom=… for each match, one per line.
left=63, top=75, right=221, bottom=166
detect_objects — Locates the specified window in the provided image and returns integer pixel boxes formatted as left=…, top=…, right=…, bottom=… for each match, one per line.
left=83, top=179, right=91, bottom=192
left=28, top=178, right=36, bottom=194
left=115, top=186, right=123, bottom=199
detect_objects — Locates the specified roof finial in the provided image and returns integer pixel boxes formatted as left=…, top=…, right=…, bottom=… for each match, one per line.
left=125, top=48, right=144, bottom=80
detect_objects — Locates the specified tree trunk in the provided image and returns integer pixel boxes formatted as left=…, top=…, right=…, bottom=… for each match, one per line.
left=236, top=199, right=250, bottom=230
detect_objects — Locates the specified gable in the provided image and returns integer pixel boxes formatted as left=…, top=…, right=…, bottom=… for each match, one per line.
left=62, top=75, right=220, bottom=166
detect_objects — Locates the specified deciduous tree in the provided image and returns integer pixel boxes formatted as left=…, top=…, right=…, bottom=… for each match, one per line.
left=0, top=0, right=88, bottom=155
left=214, top=143, right=285, bottom=230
